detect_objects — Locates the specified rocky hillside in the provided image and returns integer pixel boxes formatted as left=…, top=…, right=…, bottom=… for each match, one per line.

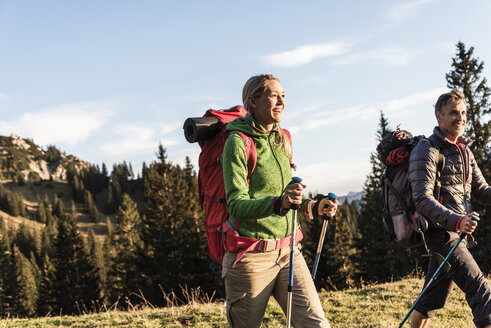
left=0, top=134, right=111, bottom=239
left=0, top=134, right=90, bottom=183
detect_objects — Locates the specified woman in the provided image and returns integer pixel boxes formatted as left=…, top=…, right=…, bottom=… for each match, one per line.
left=221, top=74, right=338, bottom=327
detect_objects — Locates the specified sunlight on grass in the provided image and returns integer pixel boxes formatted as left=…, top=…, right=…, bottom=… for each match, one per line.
left=0, top=277, right=478, bottom=328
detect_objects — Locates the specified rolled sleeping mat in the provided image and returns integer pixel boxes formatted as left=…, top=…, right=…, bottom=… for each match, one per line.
left=183, top=116, right=220, bottom=143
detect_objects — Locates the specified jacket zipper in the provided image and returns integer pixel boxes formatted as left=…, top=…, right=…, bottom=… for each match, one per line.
left=268, top=132, right=289, bottom=237
left=456, top=143, right=470, bottom=212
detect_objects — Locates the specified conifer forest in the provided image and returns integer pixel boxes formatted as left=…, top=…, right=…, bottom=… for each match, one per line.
left=0, top=41, right=489, bottom=319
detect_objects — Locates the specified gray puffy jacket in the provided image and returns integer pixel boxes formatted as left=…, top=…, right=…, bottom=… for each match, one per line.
left=408, top=127, right=491, bottom=232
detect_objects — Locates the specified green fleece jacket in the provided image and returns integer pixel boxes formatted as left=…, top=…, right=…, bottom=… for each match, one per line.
left=221, top=115, right=309, bottom=240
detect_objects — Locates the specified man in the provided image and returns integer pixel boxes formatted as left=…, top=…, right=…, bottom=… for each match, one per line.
left=408, top=89, right=491, bottom=328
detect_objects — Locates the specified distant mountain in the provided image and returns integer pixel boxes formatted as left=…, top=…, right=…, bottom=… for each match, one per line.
left=338, top=191, right=363, bottom=210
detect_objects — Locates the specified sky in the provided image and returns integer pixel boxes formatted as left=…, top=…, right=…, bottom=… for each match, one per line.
left=1, top=0, right=490, bottom=196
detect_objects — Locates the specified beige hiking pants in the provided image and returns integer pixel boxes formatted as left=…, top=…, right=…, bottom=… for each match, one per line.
left=222, top=245, right=330, bottom=328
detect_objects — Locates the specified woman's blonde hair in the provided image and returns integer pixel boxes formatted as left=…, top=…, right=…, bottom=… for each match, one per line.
left=242, top=74, right=292, bottom=159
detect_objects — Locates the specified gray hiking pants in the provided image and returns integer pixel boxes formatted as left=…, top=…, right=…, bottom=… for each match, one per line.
left=414, top=229, right=491, bottom=328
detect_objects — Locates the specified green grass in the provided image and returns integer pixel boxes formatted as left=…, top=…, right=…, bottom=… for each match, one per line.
left=0, top=278, right=475, bottom=328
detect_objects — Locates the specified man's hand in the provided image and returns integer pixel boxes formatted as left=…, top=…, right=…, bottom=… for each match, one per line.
left=458, top=212, right=479, bottom=234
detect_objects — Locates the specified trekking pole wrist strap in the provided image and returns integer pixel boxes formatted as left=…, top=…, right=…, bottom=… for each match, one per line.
left=456, top=215, right=465, bottom=232
left=307, top=200, right=317, bottom=220
left=274, top=196, right=290, bottom=216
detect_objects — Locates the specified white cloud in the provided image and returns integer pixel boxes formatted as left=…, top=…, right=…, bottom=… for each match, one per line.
left=0, top=102, right=113, bottom=147
left=434, top=41, right=457, bottom=55
left=384, top=0, right=438, bottom=25
left=160, top=121, right=182, bottom=135
left=335, top=45, right=418, bottom=67
left=296, top=159, right=370, bottom=196
left=384, top=87, right=447, bottom=113
left=289, top=87, right=447, bottom=134
left=193, top=94, right=222, bottom=102
left=99, top=124, right=181, bottom=163
left=262, top=42, right=350, bottom=67
left=0, top=93, right=8, bottom=100
left=99, top=125, right=157, bottom=160
left=289, top=104, right=377, bottom=135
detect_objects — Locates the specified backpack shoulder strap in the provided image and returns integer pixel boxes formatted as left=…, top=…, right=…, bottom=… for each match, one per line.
left=229, top=131, right=256, bottom=183
left=283, top=128, right=292, bottom=146
left=281, top=128, right=296, bottom=169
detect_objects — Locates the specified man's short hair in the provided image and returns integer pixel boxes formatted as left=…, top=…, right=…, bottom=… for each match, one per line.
left=435, top=89, right=466, bottom=113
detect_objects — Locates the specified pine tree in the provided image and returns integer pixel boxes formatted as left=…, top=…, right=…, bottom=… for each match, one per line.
left=340, top=198, right=360, bottom=236
left=111, top=180, right=123, bottom=209
left=37, top=196, right=47, bottom=223
left=37, top=254, right=57, bottom=315
left=107, top=194, right=141, bottom=304
left=103, top=217, right=115, bottom=286
left=17, top=173, right=25, bottom=186
left=87, top=230, right=107, bottom=303
left=322, top=211, right=358, bottom=290
left=0, top=222, right=15, bottom=316
left=72, top=175, right=80, bottom=200
left=106, top=184, right=115, bottom=213
left=446, top=42, right=491, bottom=272
left=356, top=112, right=391, bottom=282
left=71, top=200, right=77, bottom=217
left=14, top=224, right=38, bottom=261
left=446, top=41, right=491, bottom=173
left=140, top=145, right=213, bottom=305
left=50, top=214, right=101, bottom=314
left=106, top=216, right=113, bottom=240
left=43, top=194, right=53, bottom=221
left=101, top=163, right=109, bottom=189
left=29, top=250, right=41, bottom=283
left=12, top=245, right=38, bottom=317
left=52, top=194, right=65, bottom=220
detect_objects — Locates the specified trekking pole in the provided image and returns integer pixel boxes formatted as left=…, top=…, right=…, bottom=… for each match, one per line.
left=398, top=215, right=480, bottom=327
left=312, top=193, right=338, bottom=279
left=286, top=176, right=302, bottom=328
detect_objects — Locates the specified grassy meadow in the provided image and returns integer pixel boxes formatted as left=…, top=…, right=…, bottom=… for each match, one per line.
left=0, top=277, right=475, bottom=328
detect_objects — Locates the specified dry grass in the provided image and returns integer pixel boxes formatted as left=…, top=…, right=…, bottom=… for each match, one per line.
left=0, top=277, right=478, bottom=328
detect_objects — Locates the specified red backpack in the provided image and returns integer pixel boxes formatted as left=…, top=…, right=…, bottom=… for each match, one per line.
left=196, top=105, right=294, bottom=267
left=197, top=106, right=256, bottom=265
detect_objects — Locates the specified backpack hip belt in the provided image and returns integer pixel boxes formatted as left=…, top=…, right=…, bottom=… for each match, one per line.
left=222, top=220, right=303, bottom=268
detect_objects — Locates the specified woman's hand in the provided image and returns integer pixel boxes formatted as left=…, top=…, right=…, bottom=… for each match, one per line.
left=318, top=197, right=339, bottom=218
left=281, top=182, right=306, bottom=209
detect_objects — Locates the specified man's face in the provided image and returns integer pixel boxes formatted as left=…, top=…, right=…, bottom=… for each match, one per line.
left=436, top=100, right=467, bottom=142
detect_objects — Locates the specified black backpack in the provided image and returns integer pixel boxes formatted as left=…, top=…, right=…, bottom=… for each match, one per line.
left=377, top=128, right=444, bottom=251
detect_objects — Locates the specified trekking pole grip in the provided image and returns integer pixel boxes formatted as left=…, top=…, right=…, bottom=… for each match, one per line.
left=464, top=215, right=480, bottom=237
left=288, top=177, right=303, bottom=210
left=323, top=193, right=338, bottom=220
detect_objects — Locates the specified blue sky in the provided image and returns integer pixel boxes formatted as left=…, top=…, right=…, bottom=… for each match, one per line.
left=1, top=0, right=490, bottom=196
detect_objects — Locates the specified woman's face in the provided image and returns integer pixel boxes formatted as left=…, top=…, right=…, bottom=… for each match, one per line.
left=250, top=80, right=285, bottom=129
